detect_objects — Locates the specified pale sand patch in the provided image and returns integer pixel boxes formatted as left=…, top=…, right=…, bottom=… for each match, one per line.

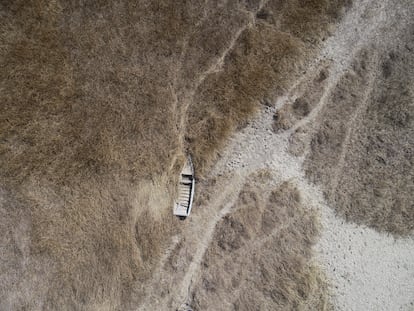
left=316, top=206, right=414, bottom=311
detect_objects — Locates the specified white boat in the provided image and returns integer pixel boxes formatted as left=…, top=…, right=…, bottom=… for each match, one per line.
left=173, top=157, right=195, bottom=218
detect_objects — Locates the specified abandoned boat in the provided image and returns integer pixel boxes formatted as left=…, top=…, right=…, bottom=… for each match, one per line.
left=173, top=157, right=195, bottom=218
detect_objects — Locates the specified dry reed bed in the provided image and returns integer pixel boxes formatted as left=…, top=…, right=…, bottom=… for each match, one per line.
left=1, top=0, right=350, bottom=309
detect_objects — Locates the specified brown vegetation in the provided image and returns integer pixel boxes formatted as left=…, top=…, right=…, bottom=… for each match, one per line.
left=273, top=66, right=330, bottom=132
left=0, top=0, right=350, bottom=309
left=1, top=1, right=183, bottom=309
left=303, top=42, right=414, bottom=236
left=190, top=176, right=330, bottom=310
left=272, top=39, right=414, bottom=236
left=187, top=0, right=351, bottom=174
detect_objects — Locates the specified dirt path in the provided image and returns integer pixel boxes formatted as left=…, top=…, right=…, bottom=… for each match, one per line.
left=139, top=0, right=414, bottom=310
left=177, top=173, right=245, bottom=301
left=173, top=0, right=271, bottom=152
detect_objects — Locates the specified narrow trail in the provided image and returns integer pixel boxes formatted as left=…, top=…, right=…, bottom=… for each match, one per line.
left=172, top=0, right=271, bottom=152
left=177, top=173, right=245, bottom=300
left=139, top=0, right=414, bottom=310
left=191, top=0, right=270, bottom=89
left=330, top=69, right=377, bottom=193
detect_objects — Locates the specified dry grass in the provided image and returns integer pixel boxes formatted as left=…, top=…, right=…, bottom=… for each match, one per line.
left=0, top=1, right=187, bottom=184
left=187, top=0, right=351, bottom=174
left=274, top=30, right=414, bottom=236
left=0, top=176, right=179, bottom=310
left=273, top=66, right=330, bottom=132
left=0, top=0, right=349, bottom=309
left=190, top=176, right=330, bottom=310
left=1, top=1, right=184, bottom=309
left=304, top=43, right=414, bottom=235
left=187, top=25, right=307, bottom=172
left=272, top=0, right=352, bottom=43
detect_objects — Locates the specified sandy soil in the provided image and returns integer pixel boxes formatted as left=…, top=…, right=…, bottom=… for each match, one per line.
left=137, top=0, right=414, bottom=309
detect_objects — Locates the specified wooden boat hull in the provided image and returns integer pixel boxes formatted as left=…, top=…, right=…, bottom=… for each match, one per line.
left=173, top=157, right=195, bottom=217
